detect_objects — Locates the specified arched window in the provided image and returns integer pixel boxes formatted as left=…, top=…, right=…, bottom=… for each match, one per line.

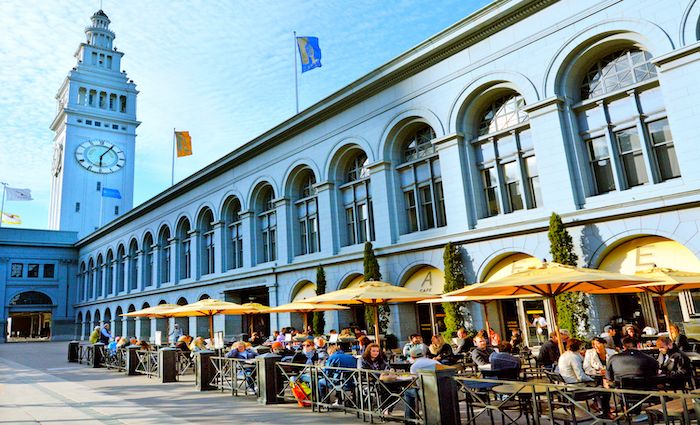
left=177, top=219, right=192, bottom=280
left=341, top=151, right=374, bottom=246
left=128, top=240, right=139, bottom=290
left=105, top=250, right=114, bottom=295
left=223, top=197, right=243, bottom=270
left=256, top=185, right=277, bottom=263
left=473, top=93, right=541, bottom=217
left=293, top=170, right=320, bottom=256
left=10, top=291, right=52, bottom=305
left=575, top=47, right=679, bottom=196
left=117, top=244, right=126, bottom=293
left=198, top=209, right=215, bottom=275
left=79, top=262, right=86, bottom=301
left=143, top=233, right=154, bottom=287
left=87, top=259, right=95, bottom=299
left=95, top=255, right=104, bottom=297
left=78, top=87, right=87, bottom=105
left=158, top=226, right=171, bottom=284
left=397, top=125, right=446, bottom=233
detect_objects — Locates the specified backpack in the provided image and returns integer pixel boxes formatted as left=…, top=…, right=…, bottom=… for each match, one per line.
left=290, top=379, right=312, bottom=407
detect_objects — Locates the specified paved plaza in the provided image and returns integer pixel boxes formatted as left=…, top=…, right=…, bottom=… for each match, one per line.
left=0, top=342, right=359, bottom=424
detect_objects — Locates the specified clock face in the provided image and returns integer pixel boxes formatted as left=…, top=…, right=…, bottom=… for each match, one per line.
left=75, top=140, right=125, bottom=174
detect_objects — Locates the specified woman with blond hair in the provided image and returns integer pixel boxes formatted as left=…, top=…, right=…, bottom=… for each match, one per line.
left=189, top=336, right=206, bottom=352
left=427, top=334, right=454, bottom=364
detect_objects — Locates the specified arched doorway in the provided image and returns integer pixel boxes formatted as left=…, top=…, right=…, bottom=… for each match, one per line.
left=598, top=236, right=700, bottom=333
left=482, top=254, right=544, bottom=346
left=7, top=291, right=54, bottom=341
left=402, top=266, right=445, bottom=342
left=290, top=281, right=316, bottom=331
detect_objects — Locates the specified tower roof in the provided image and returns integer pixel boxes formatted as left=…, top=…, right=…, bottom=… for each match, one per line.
left=92, top=9, right=109, bottom=19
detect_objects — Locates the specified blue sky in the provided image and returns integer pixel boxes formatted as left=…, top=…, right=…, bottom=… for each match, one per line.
left=0, top=0, right=490, bottom=230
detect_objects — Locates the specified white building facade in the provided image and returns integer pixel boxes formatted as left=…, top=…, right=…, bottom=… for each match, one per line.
left=71, top=0, right=700, bottom=345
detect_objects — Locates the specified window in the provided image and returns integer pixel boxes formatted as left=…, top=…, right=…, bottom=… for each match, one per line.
left=10, top=263, right=23, bottom=278
left=199, top=210, right=215, bottom=275
left=114, top=206, right=119, bottom=215
left=258, top=186, right=277, bottom=263
left=109, top=93, right=117, bottom=110
left=295, top=172, right=320, bottom=256
left=473, top=95, right=540, bottom=217
left=95, top=257, right=103, bottom=297
left=575, top=48, right=679, bottom=196
left=397, top=125, right=446, bottom=234
left=95, top=121, right=101, bottom=127
left=105, top=251, right=114, bottom=294
left=119, top=95, right=127, bottom=113
left=341, top=152, right=374, bottom=246
left=86, top=120, right=92, bottom=125
left=224, top=199, right=243, bottom=270
left=112, top=124, right=118, bottom=130
left=89, top=90, right=96, bottom=106
left=128, top=242, right=138, bottom=290
left=75, top=202, right=80, bottom=212
left=27, top=264, right=39, bottom=278
left=158, top=227, right=171, bottom=284
left=87, top=260, right=94, bottom=298
left=96, top=182, right=101, bottom=191
left=143, top=234, right=154, bottom=287
left=178, top=220, right=192, bottom=280
left=43, top=264, right=55, bottom=279
left=78, top=87, right=87, bottom=105
left=99, top=91, right=106, bottom=108
left=117, top=246, right=126, bottom=292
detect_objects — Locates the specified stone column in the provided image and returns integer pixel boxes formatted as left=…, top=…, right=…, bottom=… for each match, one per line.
left=524, top=97, right=581, bottom=210
left=134, top=249, right=144, bottom=291
left=150, top=243, right=160, bottom=288
left=314, top=181, right=335, bottom=255
left=239, top=210, right=254, bottom=268
left=123, top=254, right=131, bottom=295
left=273, top=198, right=290, bottom=264
left=188, top=229, right=200, bottom=280
left=433, top=132, right=475, bottom=231
left=167, top=236, right=178, bottom=285
left=367, top=161, right=394, bottom=246
left=212, top=220, right=225, bottom=274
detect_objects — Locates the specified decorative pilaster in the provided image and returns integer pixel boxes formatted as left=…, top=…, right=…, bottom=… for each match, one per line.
left=188, top=229, right=200, bottom=280
left=239, top=210, right=254, bottom=268
left=212, top=220, right=225, bottom=273
left=367, top=161, right=394, bottom=246
left=433, top=132, right=475, bottom=231
left=167, top=237, right=178, bottom=285
left=314, top=181, right=335, bottom=255
left=273, top=198, right=290, bottom=264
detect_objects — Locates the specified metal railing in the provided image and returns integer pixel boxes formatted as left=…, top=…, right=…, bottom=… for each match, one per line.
left=134, top=349, right=159, bottom=378
left=176, top=350, right=194, bottom=376
left=454, top=375, right=700, bottom=425
left=76, top=343, right=91, bottom=365
left=103, top=347, right=126, bottom=371
left=210, top=356, right=259, bottom=397
left=276, top=361, right=423, bottom=424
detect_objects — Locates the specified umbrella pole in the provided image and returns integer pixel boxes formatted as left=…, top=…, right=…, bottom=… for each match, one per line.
left=482, top=303, right=492, bottom=345
left=208, top=315, right=214, bottom=342
left=373, top=304, right=380, bottom=344
left=303, top=312, right=308, bottom=332
left=659, top=295, right=672, bottom=333
left=164, top=319, right=170, bottom=346
left=547, top=297, right=565, bottom=354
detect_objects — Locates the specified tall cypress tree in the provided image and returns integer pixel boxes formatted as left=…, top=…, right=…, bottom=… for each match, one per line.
left=548, top=212, right=590, bottom=338
left=442, top=242, right=466, bottom=339
left=312, top=266, right=326, bottom=335
left=363, top=242, right=389, bottom=333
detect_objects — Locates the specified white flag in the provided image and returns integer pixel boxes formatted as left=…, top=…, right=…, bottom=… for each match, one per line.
left=5, top=187, right=33, bottom=201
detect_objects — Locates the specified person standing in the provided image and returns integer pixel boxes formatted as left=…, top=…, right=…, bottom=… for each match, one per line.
left=532, top=314, right=547, bottom=344
left=168, top=323, right=183, bottom=344
left=99, top=323, right=112, bottom=344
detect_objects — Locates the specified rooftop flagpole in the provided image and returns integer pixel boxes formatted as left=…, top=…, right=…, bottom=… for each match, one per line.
left=171, top=128, right=176, bottom=186
left=293, top=31, right=299, bottom=114
left=0, top=182, right=6, bottom=228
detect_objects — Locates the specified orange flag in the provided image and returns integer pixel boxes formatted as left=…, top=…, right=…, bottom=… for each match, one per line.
left=175, top=131, right=192, bottom=157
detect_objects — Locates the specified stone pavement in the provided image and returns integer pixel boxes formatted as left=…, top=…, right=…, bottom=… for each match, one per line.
left=0, top=342, right=360, bottom=425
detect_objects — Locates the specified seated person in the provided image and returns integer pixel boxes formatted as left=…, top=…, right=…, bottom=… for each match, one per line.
left=314, top=337, right=329, bottom=361
left=454, top=328, right=474, bottom=355
left=89, top=326, right=101, bottom=344
left=471, top=335, right=494, bottom=367
left=622, top=325, right=641, bottom=348
left=175, top=335, right=191, bottom=352
left=537, top=329, right=570, bottom=370
left=600, top=325, right=617, bottom=350
left=189, top=336, right=206, bottom=352
left=605, top=336, right=658, bottom=387
left=266, top=330, right=280, bottom=344
left=488, top=328, right=501, bottom=347
left=405, top=346, right=444, bottom=421
left=359, top=342, right=388, bottom=370
left=356, top=335, right=370, bottom=356
left=656, top=335, right=691, bottom=389
left=249, top=332, right=263, bottom=346
left=319, top=341, right=357, bottom=401
left=557, top=339, right=594, bottom=384
left=138, top=340, right=151, bottom=351
left=271, top=341, right=295, bottom=358
left=226, top=341, right=258, bottom=359
left=107, top=336, right=119, bottom=354
left=403, top=334, right=428, bottom=358
left=426, top=335, right=454, bottom=364
left=583, top=337, right=616, bottom=377
left=508, top=330, right=523, bottom=355
left=291, top=340, right=318, bottom=365
left=489, top=342, right=521, bottom=372
left=669, top=324, right=691, bottom=352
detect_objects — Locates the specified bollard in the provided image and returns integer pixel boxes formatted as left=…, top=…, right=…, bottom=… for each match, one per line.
left=256, top=353, right=282, bottom=405
left=419, top=368, right=460, bottom=425
left=68, top=341, right=79, bottom=362
left=125, top=345, right=140, bottom=376
left=195, top=350, right=216, bottom=391
left=92, top=343, right=105, bottom=368
left=159, top=348, right=178, bottom=383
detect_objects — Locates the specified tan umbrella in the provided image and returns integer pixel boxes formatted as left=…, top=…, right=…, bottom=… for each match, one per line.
left=120, top=304, right=180, bottom=345
left=589, top=267, right=700, bottom=333
left=302, top=280, right=438, bottom=342
left=240, top=303, right=271, bottom=338
left=445, top=262, right=661, bottom=353
left=168, top=299, right=250, bottom=341
left=268, top=302, right=350, bottom=330
left=419, top=294, right=539, bottom=344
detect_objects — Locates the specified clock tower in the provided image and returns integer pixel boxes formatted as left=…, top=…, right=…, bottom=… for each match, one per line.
left=48, top=10, right=139, bottom=238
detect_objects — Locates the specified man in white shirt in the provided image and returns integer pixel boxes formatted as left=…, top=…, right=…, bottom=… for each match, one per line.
left=532, top=314, right=547, bottom=344
left=402, top=334, right=428, bottom=358
left=405, top=346, right=442, bottom=420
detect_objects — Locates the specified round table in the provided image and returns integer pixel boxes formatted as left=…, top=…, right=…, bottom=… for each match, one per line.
left=492, top=384, right=550, bottom=396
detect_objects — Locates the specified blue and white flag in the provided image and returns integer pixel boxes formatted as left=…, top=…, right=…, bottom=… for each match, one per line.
left=296, top=36, right=322, bottom=73
left=5, top=187, right=33, bottom=201
left=101, top=187, right=122, bottom=199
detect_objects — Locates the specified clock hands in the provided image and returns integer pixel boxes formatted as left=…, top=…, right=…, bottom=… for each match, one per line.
left=99, top=146, right=114, bottom=167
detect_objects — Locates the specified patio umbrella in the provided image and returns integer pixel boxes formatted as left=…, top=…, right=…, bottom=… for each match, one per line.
left=120, top=304, right=180, bottom=345
left=589, top=267, right=700, bottom=333
left=268, top=302, right=349, bottom=331
left=168, top=299, right=250, bottom=341
left=419, top=294, right=539, bottom=345
left=445, top=262, right=660, bottom=353
left=302, top=280, right=438, bottom=342
left=240, top=302, right=271, bottom=338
